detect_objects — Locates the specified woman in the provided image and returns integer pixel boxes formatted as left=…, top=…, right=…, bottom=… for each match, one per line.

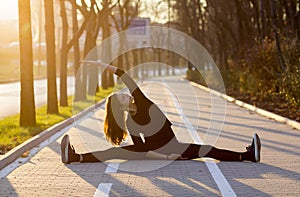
left=61, top=61, right=261, bottom=164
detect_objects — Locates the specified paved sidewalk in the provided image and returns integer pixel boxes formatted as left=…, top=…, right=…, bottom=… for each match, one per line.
left=0, top=76, right=299, bottom=196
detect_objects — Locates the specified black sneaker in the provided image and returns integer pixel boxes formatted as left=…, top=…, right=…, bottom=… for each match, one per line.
left=246, top=133, right=261, bottom=162
left=61, top=135, right=77, bottom=164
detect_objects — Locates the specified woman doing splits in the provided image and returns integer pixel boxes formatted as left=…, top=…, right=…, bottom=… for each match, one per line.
left=61, top=61, right=261, bottom=164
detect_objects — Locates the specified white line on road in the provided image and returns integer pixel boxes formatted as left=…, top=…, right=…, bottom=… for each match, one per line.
left=94, top=163, right=120, bottom=197
left=205, top=158, right=237, bottom=197
left=164, top=80, right=237, bottom=197
left=104, top=163, right=119, bottom=173
left=94, top=183, right=113, bottom=197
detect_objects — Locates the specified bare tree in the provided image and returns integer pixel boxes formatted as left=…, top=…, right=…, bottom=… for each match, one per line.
left=111, top=0, right=140, bottom=71
left=68, top=0, right=90, bottom=101
left=73, top=0, right=105, bottom=95
left=18, top=0, right=36, bottom=126
left=99, top=0, right=117, bottom=89
left=270, top=0, right=287, bottom=71
left=59, top=0, right=69, bottom=106
left=59, top=0, right=87, bottom=105
left=45, top=0, right=59, bottom=114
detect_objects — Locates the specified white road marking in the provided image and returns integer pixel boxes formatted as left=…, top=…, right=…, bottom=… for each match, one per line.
left=94, top=183, right=113, bottom=197
left=94, top=162, right=120, bottom=197
left=164, top=80, right=237, bottom=197
left=104, top=163, right=119, bottom=173
left=205, top=158, right=237, bottom=197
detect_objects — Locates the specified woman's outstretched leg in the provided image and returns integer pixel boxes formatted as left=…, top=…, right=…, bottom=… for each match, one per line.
left=180, top=133, right=261, bottom=162
left=79, top=145, right=147, bottom=162
left=61, top=134, right=148, bottom=163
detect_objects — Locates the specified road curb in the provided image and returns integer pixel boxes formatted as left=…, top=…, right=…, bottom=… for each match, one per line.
left=190, top=81, right=300, bottom=131
left=0, top=99, right=106, bottom=170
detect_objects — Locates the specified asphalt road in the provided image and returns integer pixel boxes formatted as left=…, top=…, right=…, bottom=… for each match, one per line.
left=0, top=76, right=75, bottom=119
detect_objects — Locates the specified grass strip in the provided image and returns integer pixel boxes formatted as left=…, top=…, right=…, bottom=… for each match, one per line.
left=0, top=86, right=120, bottom=154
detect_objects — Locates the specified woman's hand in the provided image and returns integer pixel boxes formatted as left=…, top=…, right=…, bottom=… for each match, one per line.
left=167, top=154, right=189, bottom=160
left=81, top=60, right=118, bottom=73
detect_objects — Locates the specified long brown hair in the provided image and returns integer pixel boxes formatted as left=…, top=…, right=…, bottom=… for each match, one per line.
left=103, top=94, right=128, bottom=146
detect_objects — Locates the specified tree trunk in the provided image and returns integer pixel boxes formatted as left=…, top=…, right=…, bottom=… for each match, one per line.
left=59, top=0, right=68, bottom=106
left=85, top=29, right=98, bottom=95
left=83, top=1, right=99, bottom=96
left=258, top=0, right=266, bottom=42
left=71, top=0, right=85, bottom=101
left=45, top=0, right=59, bottom=114
left=101, top=3, right=114, bottom=90
left=270, top=0, right=286, bottom=72
left=18, top=0, right=36, bottom=127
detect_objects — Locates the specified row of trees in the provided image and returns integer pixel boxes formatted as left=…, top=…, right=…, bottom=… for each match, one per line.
left=19, top=0, right=141, bottom=126
left=172, top=0, right=299, bottom=119
left=20, top=0, right=60, bottom=126
left=17, top=0, right=300, bottom=126
left=172, top=0, right=299, bottom=70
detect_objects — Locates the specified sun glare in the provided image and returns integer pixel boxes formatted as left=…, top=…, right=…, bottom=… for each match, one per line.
left=0, top=0, right=18, bottom=21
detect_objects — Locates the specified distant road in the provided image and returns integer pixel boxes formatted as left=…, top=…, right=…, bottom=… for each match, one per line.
left=0, top=76, right=75, bottom=120
left=0, top=67, right=187, bottom=120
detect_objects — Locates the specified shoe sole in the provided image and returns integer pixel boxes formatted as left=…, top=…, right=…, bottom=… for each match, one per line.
left=61, top=135, right=70, bottom=164
left=254, top=133, right=261, bottom=162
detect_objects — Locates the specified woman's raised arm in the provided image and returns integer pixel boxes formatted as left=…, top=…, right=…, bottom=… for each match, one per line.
left=81, top=60, right=118, bottom=73
left=81, top=60, right=140, bottom=95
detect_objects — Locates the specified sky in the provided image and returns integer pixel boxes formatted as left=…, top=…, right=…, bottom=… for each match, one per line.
left=0, top=0, right=18, bottom=21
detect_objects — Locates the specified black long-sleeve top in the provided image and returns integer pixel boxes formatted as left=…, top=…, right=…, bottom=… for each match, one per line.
left=116, top=69, right=176, bottom=150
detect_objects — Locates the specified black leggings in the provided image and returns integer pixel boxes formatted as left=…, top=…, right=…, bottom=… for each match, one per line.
left=80, top=140, right=245, bottom=162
